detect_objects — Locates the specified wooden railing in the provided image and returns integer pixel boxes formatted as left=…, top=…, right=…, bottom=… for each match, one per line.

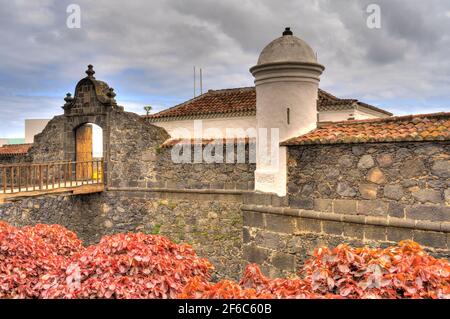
left=0, top=160, right=104, bottom=195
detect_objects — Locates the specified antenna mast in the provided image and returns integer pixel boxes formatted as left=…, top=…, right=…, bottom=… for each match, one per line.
left=200, top=68, right=203, bottom=95
left=193, top=66, right=196, bottom=98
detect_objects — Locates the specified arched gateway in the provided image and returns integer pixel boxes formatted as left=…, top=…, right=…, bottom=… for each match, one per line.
left=62, top=65, right=124, bottom=184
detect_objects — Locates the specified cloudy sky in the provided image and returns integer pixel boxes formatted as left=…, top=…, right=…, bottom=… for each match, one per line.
left=1, top=0, right=450, bottom=137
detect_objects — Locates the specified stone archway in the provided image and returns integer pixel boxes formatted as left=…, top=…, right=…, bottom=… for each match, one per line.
left=62, top=65, right=124, bottom=185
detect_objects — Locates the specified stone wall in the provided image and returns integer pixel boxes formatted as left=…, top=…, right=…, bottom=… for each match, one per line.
left=153, top=144, right=256, bottom=190
left=108, top=111, right=169, bottom=188
left=107, top=112, right=255, bottom=190
left=241, top=203, right=450, bottom=278
left=24, top=110, right=256, bottom=191
left=287, top=142, right=450, bottom=219
left=0, top=189, right=244, bottom=281
left=28, top=115, right=66, bottom=163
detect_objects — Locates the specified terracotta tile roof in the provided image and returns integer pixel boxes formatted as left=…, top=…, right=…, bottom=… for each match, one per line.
left=0, top=143, right=33, bottom=156
left=281, top=113, right=450, bottom=146
left=147, top=87, right=392, bottom=120
left=148, top=87, right=257, bottom=120
left=161, top=137, right=255, bottom=148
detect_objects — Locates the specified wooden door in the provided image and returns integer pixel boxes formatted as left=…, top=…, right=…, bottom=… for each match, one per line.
left=76, top=125, right=93, bottom=180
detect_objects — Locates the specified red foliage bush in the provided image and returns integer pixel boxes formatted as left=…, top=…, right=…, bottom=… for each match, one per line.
left=180, top=241, right=450, bottom=299
left=179, top=266, right=331, bottom=299
left=37, top=232, right=213, bottom=299
left=0, top=223, right=83, bottom=298
left=301, top=241, right=450, bottom=299
left=1, top=221, right=449, bottom=299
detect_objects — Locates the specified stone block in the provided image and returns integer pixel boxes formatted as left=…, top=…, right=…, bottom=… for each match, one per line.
left=336, top=182, right=357, bottom=198
left=128, top=180, right=139, bottom=188
left=357, top=200, right=389, bottom=217
left=366, top=167, right=386, bottom=184
left=387, top=202, right=405, bottom=219
left=325, top=167, right=340, bottom=178
left=352, top=146, right=366, bottom=156
left=254, top=193, right=272, bottom=206
left=236, top=182, right=249, bottom=190
left=271, top=195, right=288, bottom=207
left=242, top=211, right=265, bottom=228
left=243, top=245, right=270, bottom=264
left=359, top=184, right=378, bottom=200
left=431, top=160, right=450, bottom=178
left=358, top=155, right=375, bottom=169
left=271, top=252, right=296, bottom=272
left=339, top=155, right=355, bottom=168
left=383, top=184, right=404, bottom=200
left=147, top=181, right=165, bottom=189
left=265, top=214, right=296, bottom=233
left=313, top=198, right=333, bottom=212
left=165, top=181, right=179, bottom=189
left=287, top=182, right=300, bottom=194
left=296, top=218, right=322, bottom=233
left=300, top=183, right=314, bottom=197
left=255, top=231, right=285, bottom=250
left=242, top=193, right=256, bottom=205
left=363, top=225, right=386, bottom=241
left=376, top=153, right=394, bottom=168
left=401, top=159, right=426, bottom=178
left=386, top=227, right=413, bottom=243
left=343, top=222, right=364, bottom=239
left=333, top=199, right=357, bottom=214
left=405, top=205, right=450, bottom=222
left=413, top=230, right=447, bottom=249
left=411, top=189, right=443, bottom=204
left=322, top=220, right=343, bottom=236
left=224, top=183, right=235, bottom=190
left=317, top=183, right=332, bottom=196
left=210, top=182, right=225, bottom=189
left=289, top=198, right=314, bottom=210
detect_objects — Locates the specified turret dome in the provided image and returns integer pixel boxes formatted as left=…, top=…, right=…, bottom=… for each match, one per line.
left=257, top=27, right=317, bottom=65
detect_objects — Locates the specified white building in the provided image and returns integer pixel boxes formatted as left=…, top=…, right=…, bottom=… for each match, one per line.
left=147, top=87, right=391, bottom=139
left=147, top=28, right=393, bottom=195
left=25, top=119, right=50, bottom=144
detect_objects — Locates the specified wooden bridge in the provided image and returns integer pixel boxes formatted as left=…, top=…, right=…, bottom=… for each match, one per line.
left=0, top=160, right=104, bottom=203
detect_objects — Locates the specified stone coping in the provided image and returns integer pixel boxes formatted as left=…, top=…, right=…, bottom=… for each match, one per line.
left=241, top=204, right=450, bottom=233
left=107, top=187, right=250, bottom=195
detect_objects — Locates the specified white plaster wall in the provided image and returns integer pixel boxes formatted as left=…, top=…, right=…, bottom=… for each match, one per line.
left=151, top=116, right=257, bottom=139
left=318, top=111, right=354, bottom=122
left=152, top=108, right=389, bottom=140
left=251, top=63, right=323, bottom=196
left=354, top=108, right=390, bottom=120
left=318, top=109, right=390, bottom=122
left=25, top=119, right=50, bottom=143
left=256, top=81, right=318, bottom=142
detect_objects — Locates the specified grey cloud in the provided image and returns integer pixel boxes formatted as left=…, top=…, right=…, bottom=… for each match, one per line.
left=0, top=0, right=449, bottom=138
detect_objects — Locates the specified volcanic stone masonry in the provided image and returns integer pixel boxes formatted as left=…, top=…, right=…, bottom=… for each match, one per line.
left=287, top=142, right=450, bottom=216
left=239, top=141, right=449, bottom=277
left=0, top=190, right=244, bottom=281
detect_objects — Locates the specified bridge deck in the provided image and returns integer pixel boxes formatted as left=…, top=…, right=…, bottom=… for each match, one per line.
left=0, top=160, right=104, bottom=203
left=0, top=181, right=104, bottom=203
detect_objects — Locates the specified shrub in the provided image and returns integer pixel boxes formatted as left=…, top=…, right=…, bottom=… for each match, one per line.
left=1, top=222, right=449, bottom=299
left=180, top=241, right=450, bottom=299
left=301, top=241, right=450, bottom=299
left=0, top=223, right=83, bottom=298
left=37, top=232, right=213, bottom=299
